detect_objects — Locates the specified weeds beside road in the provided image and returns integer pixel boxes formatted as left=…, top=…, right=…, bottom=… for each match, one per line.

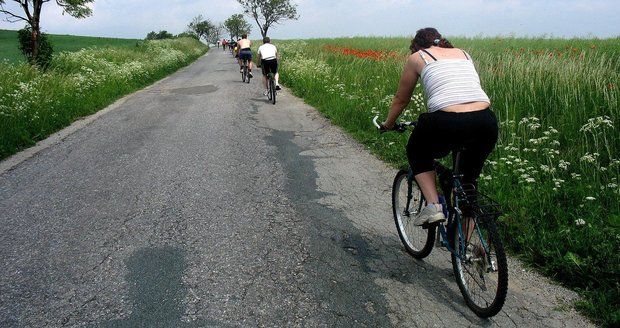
left=0, top=38, right=208, bottom=159
left=277, top=37, right=619, bottom=327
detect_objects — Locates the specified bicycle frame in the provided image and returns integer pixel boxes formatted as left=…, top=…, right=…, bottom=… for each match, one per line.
left=406, top=158, right=492, bottom=263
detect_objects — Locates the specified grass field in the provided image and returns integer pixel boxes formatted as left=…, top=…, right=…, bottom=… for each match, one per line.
left=0, top=37, right=208, bottom=159
left=0, top=29, right=140, bottom=63
left=276, top=37, right=619, bottom=327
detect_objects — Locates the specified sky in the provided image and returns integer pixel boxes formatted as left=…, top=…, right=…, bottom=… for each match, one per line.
left=0, top=0, right=618, bottom=39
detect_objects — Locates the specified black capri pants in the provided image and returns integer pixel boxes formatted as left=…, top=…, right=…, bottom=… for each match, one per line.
left=261, top=58, right=278, bottom=76
left=406, top=108, right=498, bottom=185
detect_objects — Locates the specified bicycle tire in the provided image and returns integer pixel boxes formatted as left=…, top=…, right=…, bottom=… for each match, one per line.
left=242, top=64, right=247, bottom=83
left=451, top=216, right=508, bottom=317
left=269, top=77, right=276, bottom=105
left=267, top=76, right=273, bottom=101
left=392, top=169, right=435, bottom=259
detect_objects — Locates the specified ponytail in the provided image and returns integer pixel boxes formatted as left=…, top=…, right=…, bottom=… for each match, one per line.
left=410, top=28, right=454, bottom=53
left=437, top=38, right=454, bottom=48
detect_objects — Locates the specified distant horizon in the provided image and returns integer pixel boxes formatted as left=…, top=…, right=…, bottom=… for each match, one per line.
left=1, top=27, right=618, bottom=41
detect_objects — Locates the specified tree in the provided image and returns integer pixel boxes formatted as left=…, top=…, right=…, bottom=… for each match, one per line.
left=188, top=15, right=214, bottom=41
left=187, top=16, right=223, bottom=45
left=17, top=26, right=52, bottom=67
left=176, top=31, right=199, bottom=40
left=145, top=30, right=174, bottom=40
left=0, top=0, right=93, bottom=65
left=238, top=0, right=298, bottom=38
left=206, top=24, right=223, bottom=45
left=223, top=13, right=251, bottom=40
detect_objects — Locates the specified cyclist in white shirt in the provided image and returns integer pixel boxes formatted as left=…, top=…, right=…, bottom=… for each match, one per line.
left=257, top=37, right=281, bottom=95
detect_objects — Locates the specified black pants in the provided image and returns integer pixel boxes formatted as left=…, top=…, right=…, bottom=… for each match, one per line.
left=406, top=108, right=498, bottom=185
left=260, top=59, right=278, bottom=76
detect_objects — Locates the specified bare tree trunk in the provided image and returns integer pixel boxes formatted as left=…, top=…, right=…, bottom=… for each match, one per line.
left=252, top=15, right=267, bottom=38
left=31, top=26, right=39, bottom=62
left=32, top=0, right=42, bottom=63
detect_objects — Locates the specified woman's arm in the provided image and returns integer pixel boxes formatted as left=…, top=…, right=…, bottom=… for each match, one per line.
left=383, top=56, right=420, bottom=129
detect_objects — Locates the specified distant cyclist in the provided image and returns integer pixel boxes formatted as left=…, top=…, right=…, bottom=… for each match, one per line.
left=237, top=34, right=254, bottom=78
left=234, top=39, right=240, bottom=58
left=229, top=39, right=237, bottom=54
left=257, top=36, right=281, bottom=95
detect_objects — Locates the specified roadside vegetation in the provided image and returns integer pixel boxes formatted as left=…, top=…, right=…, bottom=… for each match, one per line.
left=0, top=37, right=207, bottom=159
left=277, top=37, right=619, bottom=327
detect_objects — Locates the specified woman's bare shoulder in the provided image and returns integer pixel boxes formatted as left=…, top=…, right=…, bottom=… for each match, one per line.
left=407, top=52, right=426, bottom=71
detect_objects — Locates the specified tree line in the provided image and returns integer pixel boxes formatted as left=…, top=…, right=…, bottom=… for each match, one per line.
left=0, top=0, right=298, bottom=67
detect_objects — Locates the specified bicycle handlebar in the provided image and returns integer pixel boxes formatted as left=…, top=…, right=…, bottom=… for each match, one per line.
left=372, top=115, right=416, bottom=133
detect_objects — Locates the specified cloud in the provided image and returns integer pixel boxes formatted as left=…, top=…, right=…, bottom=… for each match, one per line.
left=0, top=0, right=618, bottom=39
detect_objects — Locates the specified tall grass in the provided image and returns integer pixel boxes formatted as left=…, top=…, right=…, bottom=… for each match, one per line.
left=276, top=37, right=619, bottom=327
left=0, top=38, right=208, bottom=159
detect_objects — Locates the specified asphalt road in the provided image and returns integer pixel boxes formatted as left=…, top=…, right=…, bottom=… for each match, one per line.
left=0, top=49, right=593, bottom=327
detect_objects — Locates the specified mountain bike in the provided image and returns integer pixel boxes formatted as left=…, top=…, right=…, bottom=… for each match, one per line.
left=266, top=72, right=276, bottom=105
left=373, top=116, right=508, bottom=318
left=241, top=59, right=251, bottom=83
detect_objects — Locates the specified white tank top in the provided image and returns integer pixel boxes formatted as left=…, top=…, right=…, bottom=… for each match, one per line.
left=419, top=49, right=490, bottom=113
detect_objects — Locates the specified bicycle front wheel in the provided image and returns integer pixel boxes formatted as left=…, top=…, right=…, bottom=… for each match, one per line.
left=451, top=216, right=508, bottom=317
left=392, top=169, right=435, bottom=259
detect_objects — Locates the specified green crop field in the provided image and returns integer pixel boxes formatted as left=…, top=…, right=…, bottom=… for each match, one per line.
left=0, top=29, right=140, bottom=63
left=275, top=37, right=619, bottom=327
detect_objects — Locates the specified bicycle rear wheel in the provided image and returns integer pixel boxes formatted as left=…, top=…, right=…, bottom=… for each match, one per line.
left=392, top=169, right=435, bottom=259
left=269, top=77, right=276, bottom=104
left=451, top=216, right=508, bottom=317
left=242, top=64, right=247, bottom=82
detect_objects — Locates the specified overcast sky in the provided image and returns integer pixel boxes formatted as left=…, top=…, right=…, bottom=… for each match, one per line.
left=0, top=0, right=618, bottom=39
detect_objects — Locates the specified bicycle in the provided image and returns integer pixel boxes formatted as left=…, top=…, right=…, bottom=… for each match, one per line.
left=241, top=59, right=251, bottom=83
left=266, top=72, right=276, bottom=105
left=373, top=116, right=508, bottom=317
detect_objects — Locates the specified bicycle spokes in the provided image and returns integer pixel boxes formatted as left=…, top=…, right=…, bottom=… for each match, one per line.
left=452, top=216, right=507, bottom=317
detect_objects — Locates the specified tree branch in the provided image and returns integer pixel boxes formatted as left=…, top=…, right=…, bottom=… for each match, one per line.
left=0, top=8, right=28, bottom=23
left=0, top=1, right=29, bottom=23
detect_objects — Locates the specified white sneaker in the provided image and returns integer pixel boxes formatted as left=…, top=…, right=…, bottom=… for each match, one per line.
left=263, top=90, right=269, bottom=96
left=413, top=204, right=446, bottom=226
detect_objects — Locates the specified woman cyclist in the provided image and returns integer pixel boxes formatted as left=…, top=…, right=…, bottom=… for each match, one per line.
left=381, top=27, right=498, bottom=226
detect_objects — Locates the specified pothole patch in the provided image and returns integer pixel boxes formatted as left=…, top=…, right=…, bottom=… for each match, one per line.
left=169, top=85, right=219, bottom=95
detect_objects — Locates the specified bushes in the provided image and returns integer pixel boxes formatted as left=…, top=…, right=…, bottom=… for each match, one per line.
left=17, top=27, right=53, bottom=68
